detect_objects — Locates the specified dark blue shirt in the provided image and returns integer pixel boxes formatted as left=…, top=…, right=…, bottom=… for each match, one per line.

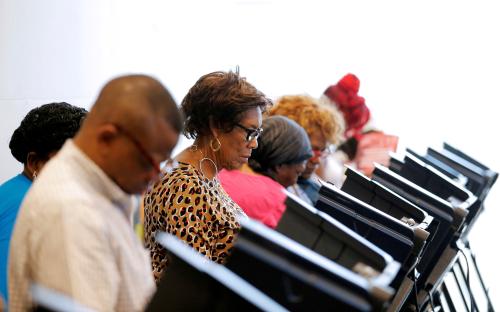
left=0, top=174, right=31, bottom=303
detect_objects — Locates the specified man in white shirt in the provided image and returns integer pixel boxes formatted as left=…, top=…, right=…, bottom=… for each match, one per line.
left=9, top=75, right=182, bottom=311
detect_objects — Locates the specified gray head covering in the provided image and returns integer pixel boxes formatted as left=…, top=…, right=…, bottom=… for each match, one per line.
left=249, top=115, right=312, bottom=176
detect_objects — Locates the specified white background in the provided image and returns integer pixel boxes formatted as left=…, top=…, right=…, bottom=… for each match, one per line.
left=1, top=0, right=498, bottom=307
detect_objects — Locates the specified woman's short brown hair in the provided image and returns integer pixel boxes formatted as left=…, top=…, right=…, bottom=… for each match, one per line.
left=181, top=69, right=271, bottom=139
left=269, top=95, right=344, bottom=145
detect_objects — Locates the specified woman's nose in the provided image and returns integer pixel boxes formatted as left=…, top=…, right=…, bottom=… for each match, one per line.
left=248, top=137, right=258, bottom=149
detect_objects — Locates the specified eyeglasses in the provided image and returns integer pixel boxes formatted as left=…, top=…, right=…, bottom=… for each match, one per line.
left=310, top=147, right=333, bottom=161
left=235, top=123, right=263, bottom=142
left=112, top=123, right=161, bottom=175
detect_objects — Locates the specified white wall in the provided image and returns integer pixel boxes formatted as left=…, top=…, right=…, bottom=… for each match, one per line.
left=1, top=0, right=499, bottom=305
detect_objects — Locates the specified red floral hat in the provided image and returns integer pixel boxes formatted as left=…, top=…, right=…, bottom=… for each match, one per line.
left=324, top=73, right=370, bottom=140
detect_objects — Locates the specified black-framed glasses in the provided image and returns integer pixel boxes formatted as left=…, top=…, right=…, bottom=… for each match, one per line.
left=235, top=123, right=263, bottom=142
left=112, top=123, right=161, bottom=175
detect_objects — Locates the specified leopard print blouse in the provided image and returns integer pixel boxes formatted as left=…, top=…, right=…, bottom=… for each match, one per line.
left=143, top=162, right=246, bottom=282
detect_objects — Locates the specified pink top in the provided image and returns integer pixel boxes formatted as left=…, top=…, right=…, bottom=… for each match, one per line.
left=219, top=169, right=287, bottom=229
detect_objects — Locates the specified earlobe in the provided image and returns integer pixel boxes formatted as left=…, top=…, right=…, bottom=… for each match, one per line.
left=210, top=137, right=221, bottom=152
left=26, top=152, right=38, bottom=178
left=208, top=118, right=219, bottom=139
left=208, top=119, right=222, bottom=152
left=95, top=124, right=119, bottom=160
left=26, top=152, right=46, bottom=180
left=98, top=124, right=118, bottom=144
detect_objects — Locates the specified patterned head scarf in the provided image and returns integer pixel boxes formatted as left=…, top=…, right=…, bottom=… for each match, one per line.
left=249, top=116, right=312, bottom=176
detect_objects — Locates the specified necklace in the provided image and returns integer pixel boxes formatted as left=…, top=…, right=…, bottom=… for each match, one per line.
left=189, top=144, right=247, bottom=219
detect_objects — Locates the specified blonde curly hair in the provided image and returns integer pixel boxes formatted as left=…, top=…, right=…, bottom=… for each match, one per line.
left=268, top=95, right=344, bottom=145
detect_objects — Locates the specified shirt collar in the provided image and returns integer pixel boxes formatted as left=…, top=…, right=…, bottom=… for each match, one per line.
left=62, top=140, right=134, bottom=217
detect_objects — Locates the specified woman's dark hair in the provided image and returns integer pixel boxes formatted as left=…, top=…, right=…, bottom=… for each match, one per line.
left=249, top=116, right=312, bottom=178
left=9, top=102, right=88, bottom=163
left=181, top=69, right=271, bottom=139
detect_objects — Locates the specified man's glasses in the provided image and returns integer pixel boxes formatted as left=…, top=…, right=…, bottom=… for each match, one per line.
left=112, top=123, right=161, bottom=175
left=235, top=123, right=263, bottom=142
left=310, top=146, right=335, bottom=161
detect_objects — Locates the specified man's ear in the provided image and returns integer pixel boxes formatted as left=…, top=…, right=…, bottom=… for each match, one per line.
left=94, top=124, right=121, bottom=161
left=97, top=124, right=119, bottom=145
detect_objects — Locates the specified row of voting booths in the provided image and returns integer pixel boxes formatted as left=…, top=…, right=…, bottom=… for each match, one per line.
left=146, top=143, right=497, bottom=312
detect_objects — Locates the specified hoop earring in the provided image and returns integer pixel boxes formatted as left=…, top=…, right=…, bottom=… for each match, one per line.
left=199, top=157, right=219, bottom=179
left=210, top=137, right=221, bottom=152
left=33, top=170, right=37, bottom=180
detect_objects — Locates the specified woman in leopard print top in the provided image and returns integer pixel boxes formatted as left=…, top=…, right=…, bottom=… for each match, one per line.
left=143, top=69, right=270, bottom=282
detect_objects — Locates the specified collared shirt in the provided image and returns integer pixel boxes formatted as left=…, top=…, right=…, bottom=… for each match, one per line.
left=9, top=140, right=155, bottom=312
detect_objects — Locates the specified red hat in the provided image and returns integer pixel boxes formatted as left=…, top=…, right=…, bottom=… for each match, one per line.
left=324, top=73, right=370, bottom=140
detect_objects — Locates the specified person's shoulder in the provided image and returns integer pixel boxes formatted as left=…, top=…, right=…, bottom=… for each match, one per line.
left=254, top=174, right=284, bottom=189
left=0, top=174, right=31, bottom=205
left=218, top=169, right=248, bottom=186
left=17, top=188, right=108, bottom=241
left=220, top=170, right=284, bottom=193
left=146, top=162, right=205, bottom=198
left=255, top=175, right=287, bottom=202
left=218, top=168, right=244, bottom=178
left=163, top=163, right=205, bottom=185
left=22, top=177, right=99, bottom=220
left=0, top=174, right=30, bottom=191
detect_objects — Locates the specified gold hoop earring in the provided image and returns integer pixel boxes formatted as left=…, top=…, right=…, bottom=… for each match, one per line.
left=210, top=137, right=221, bottom=152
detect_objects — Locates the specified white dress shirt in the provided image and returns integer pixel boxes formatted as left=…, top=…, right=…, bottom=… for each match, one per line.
left=9, top=140, right=155, bottom=312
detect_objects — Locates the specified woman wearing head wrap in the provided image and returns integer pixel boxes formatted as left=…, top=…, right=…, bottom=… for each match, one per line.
left=323, top=73, right=370, bottom=140
left=219, top=116, right=312, bottom=228
left=321, top=73, right=398, bottom=179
